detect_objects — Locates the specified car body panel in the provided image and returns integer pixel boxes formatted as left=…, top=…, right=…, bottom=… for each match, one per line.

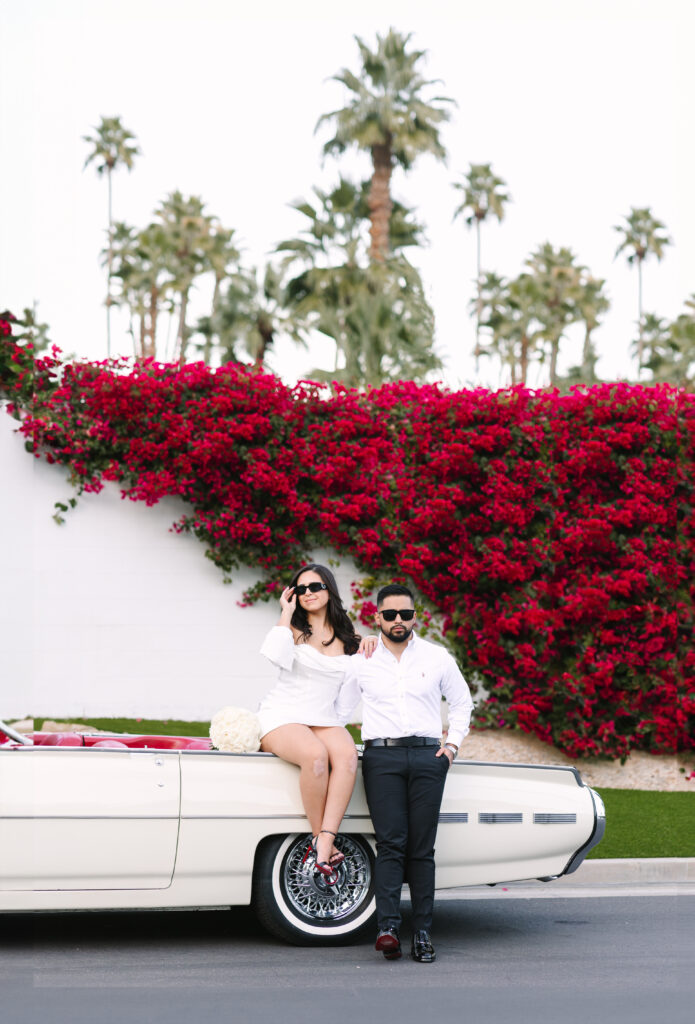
left=0, top=748, right=180, bottom=891
left=0, top=733, right=603, bottom=913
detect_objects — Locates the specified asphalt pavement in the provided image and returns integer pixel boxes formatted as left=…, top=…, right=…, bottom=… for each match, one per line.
left=2, top=889, right=693, bottom=1024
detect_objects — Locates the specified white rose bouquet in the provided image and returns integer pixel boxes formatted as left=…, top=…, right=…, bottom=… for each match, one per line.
left=209, top=706, right=262, bottom=753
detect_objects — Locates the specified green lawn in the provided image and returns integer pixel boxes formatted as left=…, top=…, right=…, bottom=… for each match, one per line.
left=588, top=788, right=695, bottom=859
left=36, top=716, right=211, bottom=737
left=33, top=718, right=694, bottom=858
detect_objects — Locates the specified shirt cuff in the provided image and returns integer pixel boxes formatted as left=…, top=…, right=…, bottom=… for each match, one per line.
left=445, top=730, right=464, bottom=750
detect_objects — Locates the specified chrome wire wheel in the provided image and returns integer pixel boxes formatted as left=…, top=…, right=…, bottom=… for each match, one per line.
left=252, top=832, right=376, bottom=945
left=282, top=834, right=371, bottom=922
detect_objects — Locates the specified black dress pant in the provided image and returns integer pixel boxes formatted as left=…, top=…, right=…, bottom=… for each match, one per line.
left=362, top=744, right=449, bottom=933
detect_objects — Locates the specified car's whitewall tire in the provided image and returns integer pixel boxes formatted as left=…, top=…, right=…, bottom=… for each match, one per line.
left=252, top=833, right=376, bottom=946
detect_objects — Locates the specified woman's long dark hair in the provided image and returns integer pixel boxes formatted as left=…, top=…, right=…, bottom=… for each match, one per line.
left=289, top=563, right=361, bottom=655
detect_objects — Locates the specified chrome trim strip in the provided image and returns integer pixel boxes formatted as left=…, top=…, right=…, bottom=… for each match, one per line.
left=533, top=813, right=577, bottom=824
left=179, top=813, right=373, bottom=821
left=182, top=814, right=308, bottom=821
left=439, top=812, right=469, bottom=823
left=0, top=815, right=179, bottom=821
left=2, top=812, right=374, bottom=822
left=562, top=788, right=606, bottom=875
left=479, top=812, right=523, bottom=824
left=1, top=746, right=180, bottom=755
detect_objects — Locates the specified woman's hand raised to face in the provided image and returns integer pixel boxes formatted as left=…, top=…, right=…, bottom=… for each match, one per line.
left=358, top=635, right=378, bottom=659
left=279, top=586, right=297, bottom=618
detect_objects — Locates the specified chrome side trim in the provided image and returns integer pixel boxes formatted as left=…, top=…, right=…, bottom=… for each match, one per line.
left=182, top=814, right=308, bottom=821
left=1, top=746, right=180, bottom=755
left=439, top=812, right=469, bottom=823
left=562, top=788, right=606, bottom=875
left=1, top=813, right=374, bottom=823
left=533, top=813, right=577, bottom=824
left=479, top=812, right=523, bottom=824
left=179, top=813, right=372, bottom=821
left=0, top=815, right=179, bottom=821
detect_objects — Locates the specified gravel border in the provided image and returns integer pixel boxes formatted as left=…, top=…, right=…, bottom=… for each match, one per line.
left=461, top=729, right=695, bottom=792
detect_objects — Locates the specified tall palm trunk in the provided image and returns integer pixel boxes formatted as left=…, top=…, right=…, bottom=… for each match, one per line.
left=637, top=258, right=644, bottom=373
left=211, top=274, right=223, bottom=326
left=549, top=334, right=560, bottom=386
left=138, top=313, right=146, bottom=360
left=255, top=318, right=274, bottom=366
left=581, top=324, right=596, bottom=381
left=144, top=287, right=158, bottom=359
left=177, top=290, right=189, bottom=367
left=106, top=166, right=114, bottom=358
left=474, top=216, right=482, bottom=368
left=368, top=143, right=393, bottom=263
left=202, top=275, right=223, bottom=365
left=520, top=332, right=530, bottom=385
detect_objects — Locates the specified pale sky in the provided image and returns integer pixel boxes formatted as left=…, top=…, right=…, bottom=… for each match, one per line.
left=2, top=0, right=693, bottom=390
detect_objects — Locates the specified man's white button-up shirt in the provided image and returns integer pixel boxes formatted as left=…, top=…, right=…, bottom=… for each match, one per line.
left=337, top=632, right=474, bottom=750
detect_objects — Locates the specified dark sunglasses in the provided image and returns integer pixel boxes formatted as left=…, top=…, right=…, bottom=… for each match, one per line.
left=379, top=608, right=415, bottom=622
left=294, top=582, right=328, bottom=596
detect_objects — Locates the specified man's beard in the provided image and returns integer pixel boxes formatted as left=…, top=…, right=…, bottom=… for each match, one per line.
left=382, top=624, right=413, bottom=644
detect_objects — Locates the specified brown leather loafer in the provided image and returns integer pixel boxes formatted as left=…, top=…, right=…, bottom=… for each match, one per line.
left=411, top=930, right=436, bottom=962
left=375, top=927, right=402, bottom=960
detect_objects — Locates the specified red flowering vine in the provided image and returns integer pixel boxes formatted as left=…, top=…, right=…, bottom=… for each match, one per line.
left=2, top=326, right=693, bottom=760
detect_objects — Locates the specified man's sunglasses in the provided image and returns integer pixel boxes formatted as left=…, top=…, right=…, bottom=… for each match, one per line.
left=294, top=582, right=328, bottom=596
left=379, top=608, right=415, bottom=622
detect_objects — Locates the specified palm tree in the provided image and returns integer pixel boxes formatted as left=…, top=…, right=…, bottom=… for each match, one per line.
left=575, top=276, right=610, bottom=382
left=453, top=163, right=510, bottom=364
left=277, top=179, right=438, bottom=385
left=107, top=221, right=173, bottom=359
left=668, top=303, right=695, bottom=386
left=526, top=243, right=584, bottom=386
left=317, top=29, right=452, bottom=263
left=636, top=313, right=673, bottom=381
left=83, top=117, right=140, bottom=356
left=207, top=226, right=241, bottom=333
left=640, top=302, right=695, bottom=386
left=279, top=178, right=423, bottom=270
left=195, top=264, right=307, bottom=367
left=614, top=207, right=671, bottom=372
left=155, top=192, right=215, bottom=365
left=475, top=272, right=542, bottom=385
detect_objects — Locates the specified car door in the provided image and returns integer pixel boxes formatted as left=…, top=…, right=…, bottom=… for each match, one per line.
left=0, top=747, right=180, bottom=890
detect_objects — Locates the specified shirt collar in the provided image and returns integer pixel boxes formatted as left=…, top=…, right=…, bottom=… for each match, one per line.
left=377, top=630, right=417, bottom=652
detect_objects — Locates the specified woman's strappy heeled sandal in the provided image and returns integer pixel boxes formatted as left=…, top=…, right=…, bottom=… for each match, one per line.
left=303, top=833, right=339, bottom=885
left=320, top=829, right=346, bottom=867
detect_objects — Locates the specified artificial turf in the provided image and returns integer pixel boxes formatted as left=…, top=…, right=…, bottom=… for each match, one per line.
left=587, top=788, right=695, bottom=859
left=36, top=716, right=211, bottom=737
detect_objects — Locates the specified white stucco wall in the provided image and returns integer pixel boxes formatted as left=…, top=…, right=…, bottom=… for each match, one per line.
left=0, top=409, right=364, bottom=722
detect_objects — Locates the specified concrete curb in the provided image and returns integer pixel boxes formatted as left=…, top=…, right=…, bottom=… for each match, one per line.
left=435, top=859, right=695, bottom=900
left=565, top=857, right=695, bottom=883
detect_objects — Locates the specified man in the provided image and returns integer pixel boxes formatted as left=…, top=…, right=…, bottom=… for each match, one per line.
left=338, top=583, right=474, bottom=963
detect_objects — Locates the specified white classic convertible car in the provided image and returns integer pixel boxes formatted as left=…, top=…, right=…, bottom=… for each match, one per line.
left=0, top=720, right=605, bottom=944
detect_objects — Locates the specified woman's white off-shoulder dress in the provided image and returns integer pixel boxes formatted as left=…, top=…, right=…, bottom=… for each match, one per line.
left=257, top=625, right=352, bottom=738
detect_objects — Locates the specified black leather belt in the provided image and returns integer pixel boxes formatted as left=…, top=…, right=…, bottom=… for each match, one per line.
left=364, top=736, right=441, bottom=748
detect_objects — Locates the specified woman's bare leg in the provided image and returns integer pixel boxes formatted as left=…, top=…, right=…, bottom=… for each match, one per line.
left=311, top=726, right=358, bottom=865
left=261, top=724, right=329, bottom=840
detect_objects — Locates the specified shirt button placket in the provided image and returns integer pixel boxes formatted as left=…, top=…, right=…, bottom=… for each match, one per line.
left=398, top=665, right=407, bottom=734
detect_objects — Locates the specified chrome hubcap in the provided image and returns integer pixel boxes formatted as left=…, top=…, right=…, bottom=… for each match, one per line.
left=282, top=834, right=372, bottom=922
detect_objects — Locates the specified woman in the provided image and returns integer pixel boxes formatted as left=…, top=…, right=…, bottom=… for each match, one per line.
left=258, top=563, right=373, bottom=881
